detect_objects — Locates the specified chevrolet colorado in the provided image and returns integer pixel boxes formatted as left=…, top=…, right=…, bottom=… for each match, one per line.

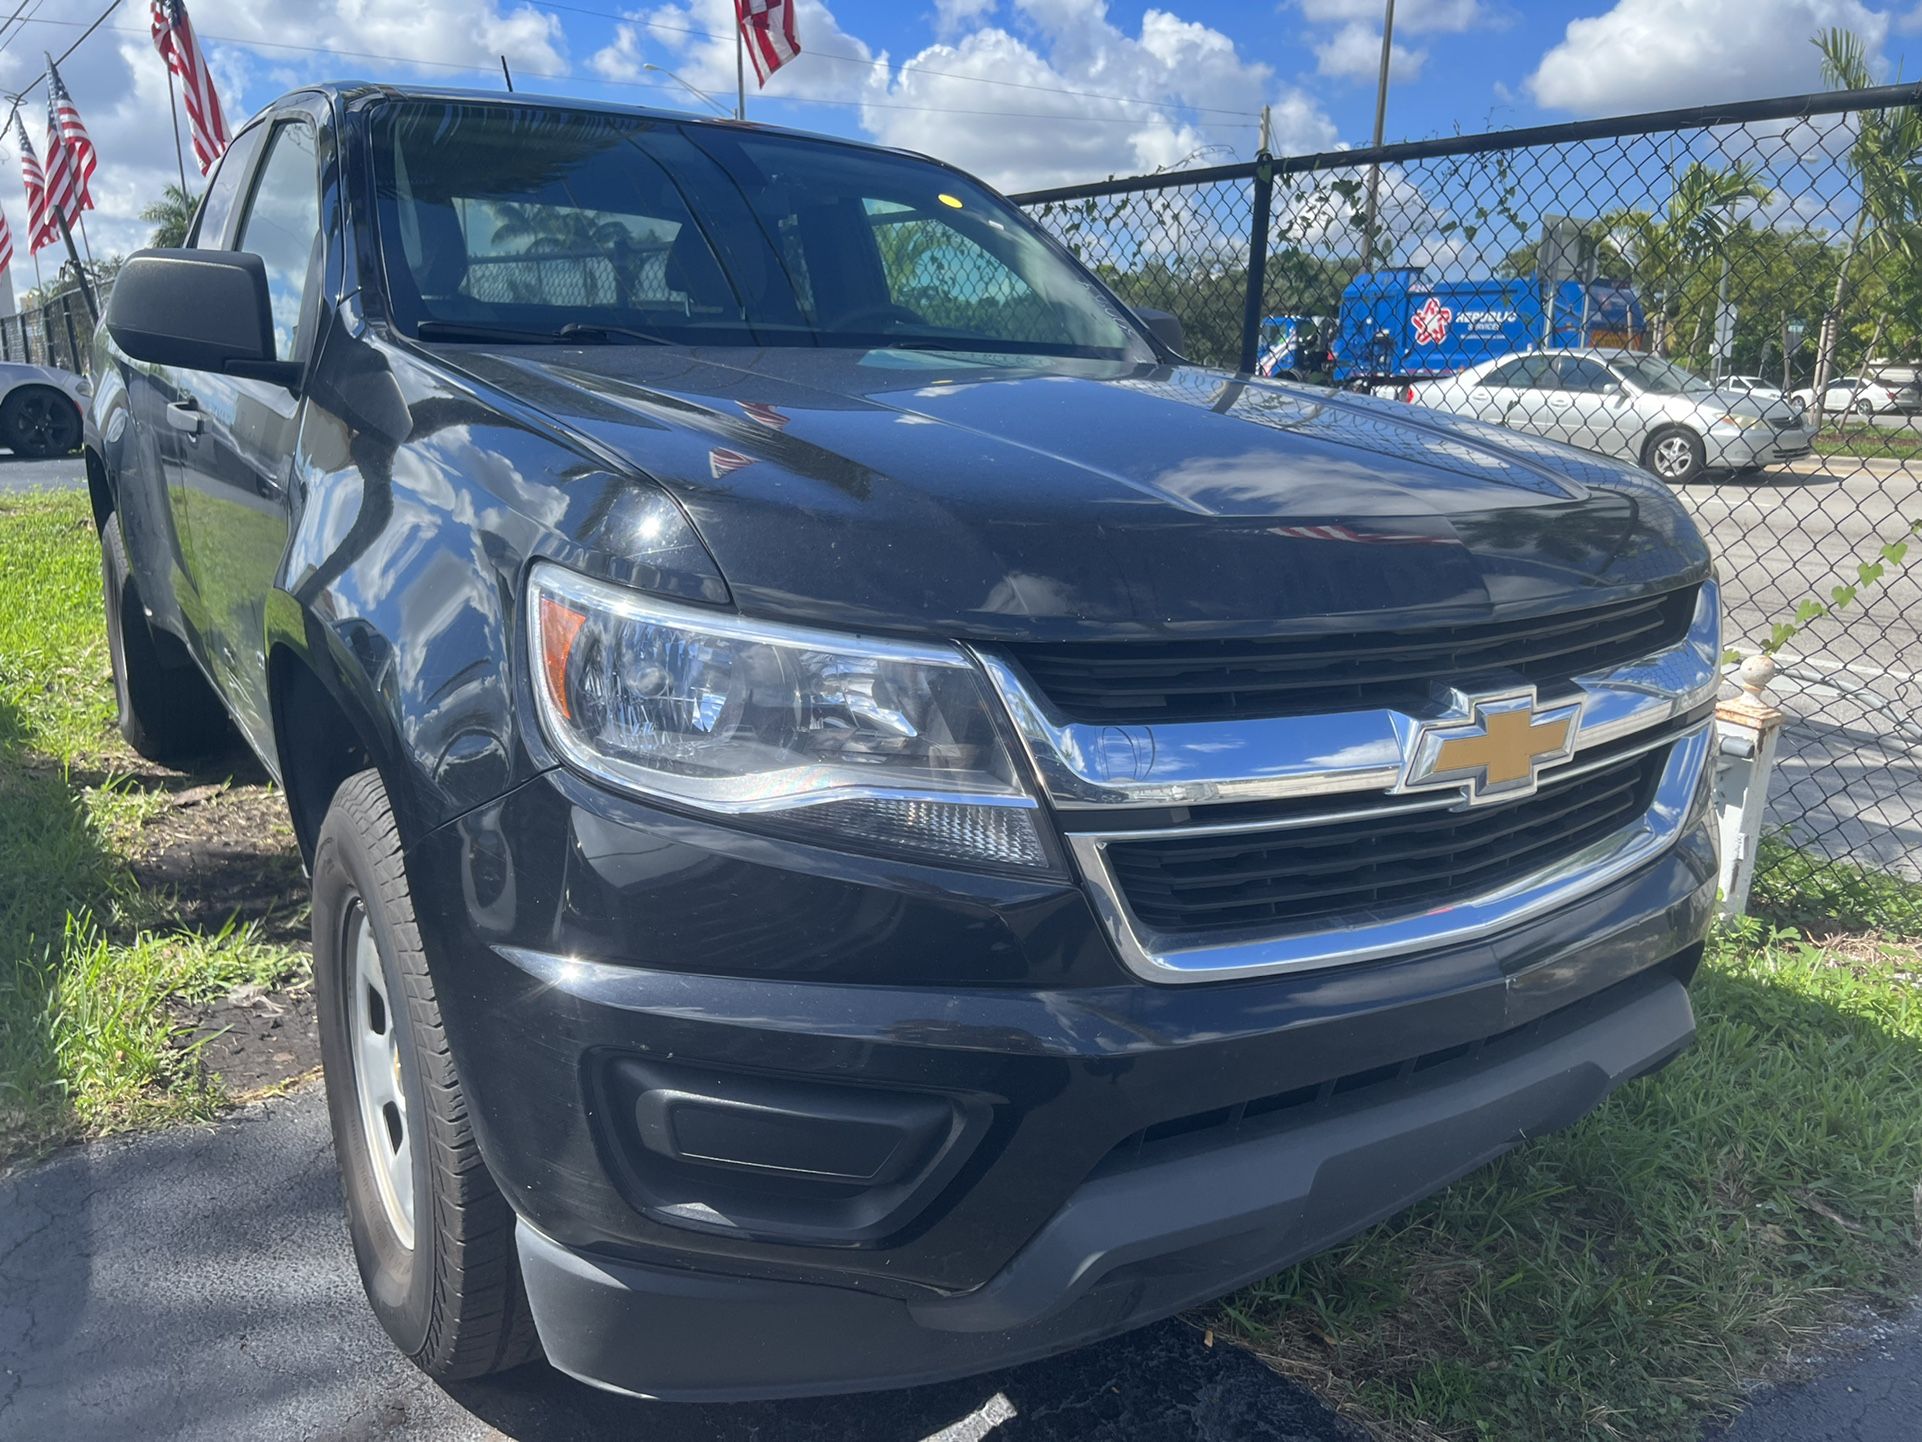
left=87, top=84, right=1721, bottom=1400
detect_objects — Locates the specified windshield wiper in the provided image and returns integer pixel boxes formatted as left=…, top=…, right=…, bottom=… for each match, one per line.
left=557, top=322, right=672, bottom=346
left=414, top=320, right=586, bottom=345
left=413, top=319, right=673, bottom=346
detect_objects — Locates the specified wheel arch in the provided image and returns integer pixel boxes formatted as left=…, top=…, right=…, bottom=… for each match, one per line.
left=265, top=598, right=416, bottom=867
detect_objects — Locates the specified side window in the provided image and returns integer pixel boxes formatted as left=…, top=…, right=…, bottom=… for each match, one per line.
left=187, top=124, right=269, bottom=249
left=1558, top=357, right=1618, bottom=393
left=234, top=122, right=322, bottom=361
left=1483, top=356, right=1554, bottom=389
left=864, top=200, right=1069, bottom=344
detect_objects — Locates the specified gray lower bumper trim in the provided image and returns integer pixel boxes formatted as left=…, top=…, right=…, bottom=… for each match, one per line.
left=514, top=971, right=1694, bottom=1400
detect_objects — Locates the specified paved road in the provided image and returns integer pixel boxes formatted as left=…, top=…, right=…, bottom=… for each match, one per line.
left=0, top=1088, right=1363, bottom=1442
left=0, top=451, right=83, bottom=493
left=1711, top=1309, right=1922, bottom=1442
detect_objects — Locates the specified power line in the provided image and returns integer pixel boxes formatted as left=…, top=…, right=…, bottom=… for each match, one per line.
left=1, top=0, right=121, bottom=136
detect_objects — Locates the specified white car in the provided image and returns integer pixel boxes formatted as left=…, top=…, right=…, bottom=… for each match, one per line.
left=1721, top=374, right=1786, bottom=401
left=0, top=360, right=89, bottom=457
left=1789, top=376, right=1922, bottom=416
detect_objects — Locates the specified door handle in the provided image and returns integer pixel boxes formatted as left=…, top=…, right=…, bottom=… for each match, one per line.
left=165, top=399, right=202, bottom=435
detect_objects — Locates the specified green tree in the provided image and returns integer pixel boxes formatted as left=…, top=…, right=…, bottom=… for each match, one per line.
left=1807, top=28, right=1922, bottom=424
left=139, top=184, right=199, bottom=248
left=1599, top=161, right=1773, bottom=362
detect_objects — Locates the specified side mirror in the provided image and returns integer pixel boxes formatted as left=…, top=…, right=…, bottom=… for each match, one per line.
left=106, top=248, right=300, bottom=388
left=1132, top=307, right=1186, bottom=359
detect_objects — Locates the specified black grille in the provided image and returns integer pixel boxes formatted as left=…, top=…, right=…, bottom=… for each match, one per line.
left=1106, top=746, right=1667, bottom=937
left=1007, top=586, right=1697, bottom=724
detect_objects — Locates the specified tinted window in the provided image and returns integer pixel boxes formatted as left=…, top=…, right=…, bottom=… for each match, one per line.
left=370, top=101, right=1149, bottom=359
left=1482, top=356, right=1556, bottom=389
left=234, top=121, right=322, bottom=360
left=1558, top=357, right=1618, bottom=393
left=188, top=124, right=269, bottom=249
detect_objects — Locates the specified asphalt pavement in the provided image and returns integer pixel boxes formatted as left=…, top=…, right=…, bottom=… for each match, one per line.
left=0, top=1087, right=1365, bottom=1442
left=0, top=452, right=84, bottom=493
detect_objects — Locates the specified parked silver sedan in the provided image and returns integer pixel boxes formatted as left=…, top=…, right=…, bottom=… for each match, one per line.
left=1411, top=349, right=1812, bottom=483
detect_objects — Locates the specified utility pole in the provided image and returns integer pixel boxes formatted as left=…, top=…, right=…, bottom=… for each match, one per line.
left=1258, top=104, right=1272, bottom=155
left=1359, top=0, right=1396, bottom=273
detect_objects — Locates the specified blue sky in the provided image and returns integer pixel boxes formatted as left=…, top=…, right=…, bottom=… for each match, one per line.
left=2, top=0, right=1919, bottom=278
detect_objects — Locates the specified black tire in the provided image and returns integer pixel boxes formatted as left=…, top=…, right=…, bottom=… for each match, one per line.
left=100, top=512, right=232, bottom=764
left=1854, top=397, right=1874, bottom=417
left=1642, top=426, right=1706, bottom=485
left=313, top=768, right=540, bottom=1382
left=2, top=385, right=81, bottom=458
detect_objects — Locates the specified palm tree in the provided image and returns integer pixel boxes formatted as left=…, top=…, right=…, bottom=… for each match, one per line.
left=1807, top=28, right=1922, bottom=428
left=139, top=184, right=199, bottom=248
left=487, top=203, right=643, bottom=308
left=1600, top=161, right=1772, bottom=360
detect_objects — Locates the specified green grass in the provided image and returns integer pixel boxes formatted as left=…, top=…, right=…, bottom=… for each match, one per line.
left=1812, top=424, right=1922, bottom=461
left=0, top=492, right=305, bottom=1161
left=1750, top=834, right=1922, bottom=938
left=1217, top=920, right=1922, bottom=1441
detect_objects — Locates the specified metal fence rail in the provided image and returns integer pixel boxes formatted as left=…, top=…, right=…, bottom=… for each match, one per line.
left=0, top=290, right=101, bottom=376
left=1015, top=83, right=1922, bottom=882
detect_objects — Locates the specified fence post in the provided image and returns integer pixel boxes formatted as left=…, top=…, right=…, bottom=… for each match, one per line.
left=1238, top=154, right=1274, bottom=375
left=20, top=311, right=31, bottom=366
left=1714, top=654, right=1787, bottom=917
left=60, top=295, right=82, bottom=376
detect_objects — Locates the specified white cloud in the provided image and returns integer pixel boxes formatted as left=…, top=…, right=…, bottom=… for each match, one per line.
left=1314, top=21, right=1426, bottom=83
left=864, top=0, right=1336, bottom=190
left=933, top=0, right=1000, bottom=35
left=1527, top=0, right=1891, bottom=117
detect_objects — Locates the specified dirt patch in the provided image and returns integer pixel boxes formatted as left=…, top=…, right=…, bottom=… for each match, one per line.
left=127, top=769, right=310, bottom=947
left=111, top=745, right=321, bottom=1096
left=181, top=983, right=322, bottom=1095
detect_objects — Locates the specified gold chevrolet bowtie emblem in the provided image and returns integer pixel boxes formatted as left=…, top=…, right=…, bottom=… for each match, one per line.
left=1399, top=690, right=1582, bottom=806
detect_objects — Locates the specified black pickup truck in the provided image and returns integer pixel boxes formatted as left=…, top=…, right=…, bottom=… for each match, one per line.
left=87, top=84, right=1722, bottom=1400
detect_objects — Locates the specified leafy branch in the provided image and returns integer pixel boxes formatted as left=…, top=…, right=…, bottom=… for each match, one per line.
left=1739, top=521, right=1922, bottom=659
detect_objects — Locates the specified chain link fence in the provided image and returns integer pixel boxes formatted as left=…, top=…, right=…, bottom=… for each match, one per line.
left=1016, top=83, right=1922, bottom=883
left=0, top=289, right=102, bottom=376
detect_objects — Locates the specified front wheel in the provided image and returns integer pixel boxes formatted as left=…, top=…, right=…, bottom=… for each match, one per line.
left=1855, top=397, right=1875, bottom=417
left=2, top=385, right=81, bottom=457
left=313, top=769, right=541, bottom=1381
left=1643, top=427, right=1706, bottom=484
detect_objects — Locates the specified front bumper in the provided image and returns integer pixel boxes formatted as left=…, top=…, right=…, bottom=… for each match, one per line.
left=1707, top=424, right=1811, bottom=467
left=408, top=763, right=1717, bottom=1399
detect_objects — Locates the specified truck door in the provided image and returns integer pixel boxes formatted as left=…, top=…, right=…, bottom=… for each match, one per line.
left=136, top=120, right=270, bottom=658
left=171, top=106, right=325, bottom=758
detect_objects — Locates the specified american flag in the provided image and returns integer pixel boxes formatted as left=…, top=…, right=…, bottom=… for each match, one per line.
left=150, top=0, right=228, bottom=174
left=13, top=117, right=55, bottom=255
left=0, top=207, right=14, bottom=275
left=42, top=61, right=92, bottom=233
left=735, top=0, right=801, bottom=87
left=46, top=60, right=96, bottom=213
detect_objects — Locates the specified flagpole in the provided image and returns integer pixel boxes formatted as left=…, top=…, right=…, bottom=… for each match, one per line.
left=165, top=65, right=188, bottom=196
left=51, top=210, right=94, bottom=321
left=75, top=212, right=94, bottom=267
left=735, top=12, right=746, bottom=120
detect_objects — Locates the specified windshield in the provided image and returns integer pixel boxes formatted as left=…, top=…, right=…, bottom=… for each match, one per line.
left=1612, top=354, right=1714, bottom=395
left=368, top=101, right=1151, bottom=360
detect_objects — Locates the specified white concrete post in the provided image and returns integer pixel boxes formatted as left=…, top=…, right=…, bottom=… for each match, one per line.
left=1713, top=653, right=1787, bottom=918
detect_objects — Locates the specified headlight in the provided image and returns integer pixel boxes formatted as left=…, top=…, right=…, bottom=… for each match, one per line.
left=528, top=563, right=1047, bottom=869
left=1714, top=414, right=1760, bottom=429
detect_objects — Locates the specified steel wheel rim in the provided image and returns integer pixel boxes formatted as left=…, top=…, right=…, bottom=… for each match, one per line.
left=345, top=899, right=415, bottom=1250
left=1654, top=437, right=1693, bottom=478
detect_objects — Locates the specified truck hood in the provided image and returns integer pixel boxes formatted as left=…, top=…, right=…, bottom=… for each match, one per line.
left=449, top=346, right=1710, bottom=641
